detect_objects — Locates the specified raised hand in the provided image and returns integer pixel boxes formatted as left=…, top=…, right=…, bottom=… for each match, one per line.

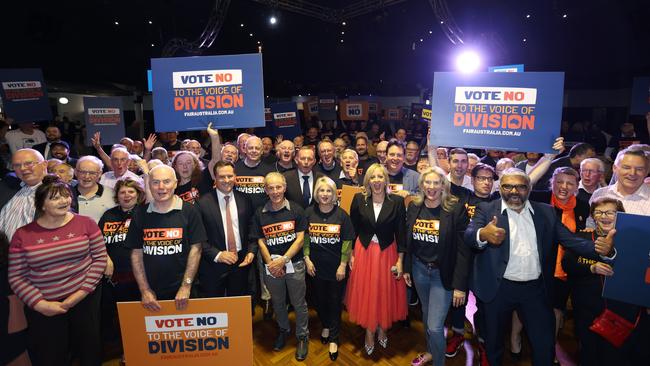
left=143, top=133, right=157, bottom=151
left=207, top=122, right=219, bottom=138
left=479, top=216, right=506, bottom=245
left=91, top=131, right=102, bottom=148
left=594, top=229, right=615, bottom=257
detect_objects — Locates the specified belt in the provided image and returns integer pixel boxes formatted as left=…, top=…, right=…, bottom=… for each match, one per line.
left=503, top=277, right=541, bottom=284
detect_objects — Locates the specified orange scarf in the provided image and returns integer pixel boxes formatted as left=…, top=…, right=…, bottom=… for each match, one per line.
left=551, top=194, right=577, bottom=281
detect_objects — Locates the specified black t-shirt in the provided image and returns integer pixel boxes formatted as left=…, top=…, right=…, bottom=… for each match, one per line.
left=274, top=161, right=295, bottom=173
left=404, top=162, right=418, bottom=172
left=125, top=201, right=207, bottom=296
left=411, top=206, right=442, bottom=264
left=263, top=153, right=278, bottom=164
left=562, top=231, right=600, bottom=286
left=464, top=193, right=492, bottom=220
left=175, top=181, right=200, bottom=204
left=234, top=160, right=274, bottom=209
left=358, top=156, right=378, bottom=177
left=388, top=170, right=405, bottom=192
left=250, top=201, right=307, bottom=263
left=305, top=205, right=355, bottom=280
left=315, top=162, right=342, bottom=182
left=99, top=206, right=134, bottom=273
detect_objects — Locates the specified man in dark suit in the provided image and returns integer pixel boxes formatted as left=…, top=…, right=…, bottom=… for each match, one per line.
left=283, top=147, right=323, bottom=209
left=196, top=161, right=257, bottom=298
left=464, top=168, right=615, bottom=366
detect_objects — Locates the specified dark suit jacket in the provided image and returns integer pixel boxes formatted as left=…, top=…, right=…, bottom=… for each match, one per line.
left=350, top=192, right=406, bottom=251
left=282, top=169, right=324, bottom=209
left=403, top=201, right=471, bottom=291
left=464, top=199, right=604, bottom=303
left=32, top=142, right=49, bottom=157
left=196, top=190, right=257, bottom=277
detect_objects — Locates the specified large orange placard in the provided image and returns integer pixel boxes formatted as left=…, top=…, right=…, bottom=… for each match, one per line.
left=117, top=296, right=253, bottom=366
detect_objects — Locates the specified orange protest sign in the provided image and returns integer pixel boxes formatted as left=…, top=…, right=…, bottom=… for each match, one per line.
left=339, top=185, right=365, bottom=214
left=117, top=296, right=253, bottom=366
left=339, top=101, right=369, bottom=121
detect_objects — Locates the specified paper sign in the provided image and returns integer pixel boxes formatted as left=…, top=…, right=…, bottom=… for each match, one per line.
left=270, top=102, right=301, bottom=139
left=488, top=64, right=525, bottom=73
left=340, top=101, right=369, bottom=121
left=117, top=297, right=253, bottom=366
left=430, top=72, right=564, bottom=153
left=339, top=185, right=365, bottom=214
left=151, top=53, right=265, bottom=132
left=84, top=97, right=125, bottom=146
left=0, top=68, right=52, bottom=122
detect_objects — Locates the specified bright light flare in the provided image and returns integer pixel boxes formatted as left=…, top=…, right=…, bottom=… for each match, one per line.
left=456, top=50, right=481, bottom=73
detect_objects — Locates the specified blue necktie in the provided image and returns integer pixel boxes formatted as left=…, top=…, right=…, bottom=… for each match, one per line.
left=302, top=176, right=311, bottom=207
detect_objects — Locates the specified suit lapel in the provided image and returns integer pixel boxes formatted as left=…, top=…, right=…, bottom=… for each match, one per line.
left=531, top=203, right=546, bottom=264
left=497, top=203, right=511, bottom=263
left=376, top=196, right=394, bottom=225
left=209, top=191, right=225, bottom=243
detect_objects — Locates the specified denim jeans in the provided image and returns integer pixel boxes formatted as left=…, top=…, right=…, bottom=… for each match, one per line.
left=264, top=261, right=309, bottom=338
left=412, top=259, right=452, bottom=366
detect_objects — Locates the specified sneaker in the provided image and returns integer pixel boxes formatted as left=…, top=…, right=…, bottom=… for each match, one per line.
left=273, top=329, right=290, bottom=351
left=295, top=336, right=309, bottom=361
left=477, top=342, right=490, bottom=366
left=445, top=333, right=464, bottom=357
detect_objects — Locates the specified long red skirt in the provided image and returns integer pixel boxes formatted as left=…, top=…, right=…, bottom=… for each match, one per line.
left=345, top=238, right=407, bottom=330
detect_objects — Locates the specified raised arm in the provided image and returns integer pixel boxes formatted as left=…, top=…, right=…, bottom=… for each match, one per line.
left=142, top=133, right=157, bottom=162
left=91, top=132, right=112, bottom=169
left=528, top=137, right=565, bottom=187
left=207, top=123, right=223, bottom=180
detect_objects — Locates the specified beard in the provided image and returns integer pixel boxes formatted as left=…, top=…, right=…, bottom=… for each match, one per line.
left=502, top=190, right=529, bottom=210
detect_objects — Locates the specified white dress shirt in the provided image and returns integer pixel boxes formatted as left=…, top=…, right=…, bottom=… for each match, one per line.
left=214, top=189, right=242, bottom=262
left=477, top=200, right=541, bottom=281
left=299, top=171, right=314, bottom=204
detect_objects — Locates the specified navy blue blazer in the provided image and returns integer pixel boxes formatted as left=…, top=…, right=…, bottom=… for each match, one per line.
left=464, top=199, right=604, bottom=303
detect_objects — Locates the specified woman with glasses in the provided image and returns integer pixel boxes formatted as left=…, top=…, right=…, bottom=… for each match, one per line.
left=303, top=176, right=355, bottom=361
left=98, top=179, right=146, bottom=356
left=562, top=197, right=645, bottom=365
left=403, top=167, right=470, bottom=366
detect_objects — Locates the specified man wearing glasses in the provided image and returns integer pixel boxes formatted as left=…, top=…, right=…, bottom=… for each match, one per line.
left=74, top=156, right=116, bottom=223
left=99, top=147, right=143, bottom=190
left=465, top=168, right=616, bottom=366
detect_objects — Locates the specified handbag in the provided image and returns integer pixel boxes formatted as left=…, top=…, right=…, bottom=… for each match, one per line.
left=589, top=308, right=640, bottom=348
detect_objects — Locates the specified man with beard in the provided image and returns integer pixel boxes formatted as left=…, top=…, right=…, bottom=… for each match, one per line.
left=274, top=140, right=296, bottom=173
left=234, top=136, right=274, bottom=210
left=355, top=136, right=378, bottom=177
left=384, top=140, right=419, bottom=197
left=403, top=141, right=420, bottom=171
left=315, top=140, right=342, bottom=180
left=33, top=126, right=65, bottom=160
left=49, top=141, right=77, bottom=167
left=515, top=152, right=543, bottom=175
left=464, top=168, right=616, bottom=366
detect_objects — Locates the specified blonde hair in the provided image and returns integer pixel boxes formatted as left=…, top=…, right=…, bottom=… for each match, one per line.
left=313, top=176, right=338, bottom=205
left=412, top=167, right=458, bottom=212
left=362, top=163, right=390, bottom=199
left=264, top=171, right=286, bottom=187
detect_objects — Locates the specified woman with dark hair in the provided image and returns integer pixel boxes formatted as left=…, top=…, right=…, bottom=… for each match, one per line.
left=403, top=167, right=470, bottom=366
left=345, top=163, right=407, bottom=356
left=172, top=151, right=204, bottom=204
left=8, top=175, right=107, bottom=366
left=304, top=176, right=355, bottom=361
left=98, top=178, right=146, bottom=354
left=563, top=197, right=648, bottom=365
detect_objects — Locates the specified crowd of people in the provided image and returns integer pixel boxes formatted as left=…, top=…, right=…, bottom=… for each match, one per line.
left=0, top=113, right=649, bottom=366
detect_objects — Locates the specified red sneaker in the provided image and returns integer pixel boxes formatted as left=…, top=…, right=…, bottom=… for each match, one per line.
left=445, top=333, right=464, bottom=357
left=477, top=342, right=490, bottom=366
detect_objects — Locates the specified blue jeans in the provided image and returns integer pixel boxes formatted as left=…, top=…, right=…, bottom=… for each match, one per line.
left=412, top=259, right=452, bottom=366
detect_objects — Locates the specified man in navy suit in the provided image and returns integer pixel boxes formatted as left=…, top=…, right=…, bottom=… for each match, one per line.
left=283, top=147, right=324, bottom=209
left=196, top=161, right=257, bottom=298
left=464, top=168, right=615, bottom=366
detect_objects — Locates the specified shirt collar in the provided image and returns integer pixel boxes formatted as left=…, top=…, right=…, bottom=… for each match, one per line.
left=500, top=199, right=535, bottom=215
left=262, top=198, right=291, bottom=213
left=19, top=181, right=42, bottom=191
left=74, top=183, right=104, bottom=198
left=147, top=195, right=183, bottom=213
left=299, top=170, right=313, bottom=179
left=612, top=181, right=650, bottom=199
left=244, top=158, right=261, bottom=168
left=216, top=189, right=234, bottom=201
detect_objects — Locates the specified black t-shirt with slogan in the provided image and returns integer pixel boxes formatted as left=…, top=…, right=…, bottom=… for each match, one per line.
left=411, top=206, right=442, bottom=265
left=125, top=200, right=207, bottom=297
left=234, top=160, right=274, bottom=209
left=305, top=205, right=355, bottom=281
left=464, top=193, right=492, bottom=220
left=175, top=181, right=200, bottom=204
left=98, top=206, right=134, bottom=273
left=388, top=170, right=405, bottom=193
left=251, top=201, right=308, bottom=263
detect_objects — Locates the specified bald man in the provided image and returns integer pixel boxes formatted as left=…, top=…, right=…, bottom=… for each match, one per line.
left=234, top=136, right=274, bottom=209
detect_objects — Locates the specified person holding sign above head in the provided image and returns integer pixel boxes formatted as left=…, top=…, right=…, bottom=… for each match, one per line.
left=126, top=165, right=206, bottom=311
left=346, top=163, right=408, bottom=356
left=196, top=161, right=256, bottom=299
left=384, top=140, right=420, bottom=197
left=250, top=172, right=309, bottom=361
left=403, top=167, right=470, bottom=366
left=303, top=176, right=355, bottom=361
left=464, top=168, right=616, bottom=366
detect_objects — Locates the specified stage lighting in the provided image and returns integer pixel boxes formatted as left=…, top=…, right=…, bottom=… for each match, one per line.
left=456, top=51, right=481, bottom=73
left=58, top=97, right=69, bottom=105
left=269, top=16, right=277, bottom=25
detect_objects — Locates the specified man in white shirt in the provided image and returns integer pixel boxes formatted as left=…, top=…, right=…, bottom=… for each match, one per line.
left=5, top=121, right=46, bottom=156
left=99, top=147, right=144, bottom=189
left=74, top=156, right=116, bottom=223
left=465, top=168, right=615, bottom=366
left=283, top=147, right=323, bottom=209
left=446, top=148, right=474, bottom=191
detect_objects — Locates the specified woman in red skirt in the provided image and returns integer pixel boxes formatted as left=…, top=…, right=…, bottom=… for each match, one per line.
left=346, top=163, right=408, bottom=356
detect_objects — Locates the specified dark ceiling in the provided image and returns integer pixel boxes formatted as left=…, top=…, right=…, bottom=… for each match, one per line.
left=2, top=0, right=649, bottom=96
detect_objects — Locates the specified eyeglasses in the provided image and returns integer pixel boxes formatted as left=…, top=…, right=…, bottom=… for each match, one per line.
left=475, top=176, right=494, bottom=183
left=501, top=184, right=528, bottom=191
left=76, top=170, right=100, bottom=176
left=581, top=169, right=602, bottom=175
left=593, top=210, right=617, bottom=218
left=12, top=161, right=39, bottom=170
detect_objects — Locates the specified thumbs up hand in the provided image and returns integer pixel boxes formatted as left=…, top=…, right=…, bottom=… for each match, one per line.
left=479, top=216, right=506, bottom=246
left=595, top=229, right=616, bottom=257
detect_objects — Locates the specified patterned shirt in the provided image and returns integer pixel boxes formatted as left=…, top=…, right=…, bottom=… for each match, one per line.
left=590, top=182, right=650, bottom=216
left=0, top=183, right=40, bottom=241
left=8, top=214, right=107, bottom=308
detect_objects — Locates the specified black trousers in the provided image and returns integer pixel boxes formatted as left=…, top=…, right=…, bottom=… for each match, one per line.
left=481, top=278, right=555, bottom=366
left=312, top=276, right=346, bottom=343
left=101, top=276, right=140, bottom=342
left=199, top=263, right=251, bottom=298
left=25, top=286, right=102, bottom=366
